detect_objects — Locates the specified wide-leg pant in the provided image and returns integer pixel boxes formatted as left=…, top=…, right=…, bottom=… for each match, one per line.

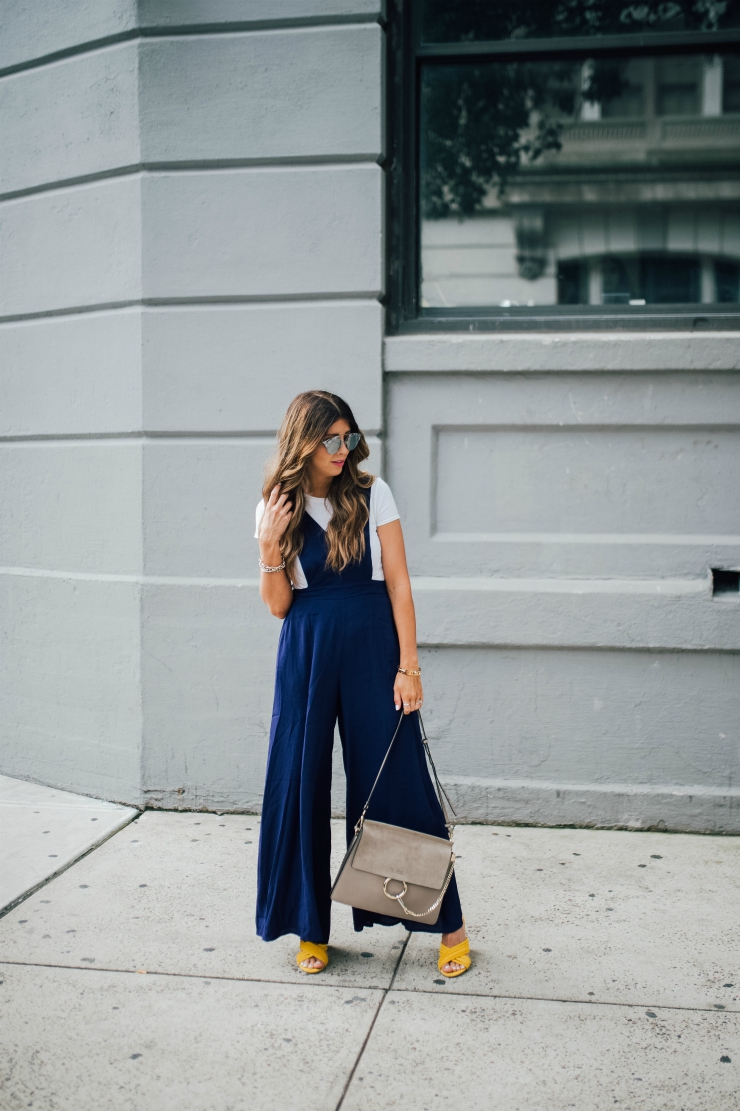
left=256, top=581, right=463, bottom=944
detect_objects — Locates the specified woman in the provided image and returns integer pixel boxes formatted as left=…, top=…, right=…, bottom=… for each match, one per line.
left=255, top=391, right=470, bottom=977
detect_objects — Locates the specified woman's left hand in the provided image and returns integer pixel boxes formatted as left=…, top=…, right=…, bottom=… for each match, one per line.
left=394, top=672, right=423, bottom=715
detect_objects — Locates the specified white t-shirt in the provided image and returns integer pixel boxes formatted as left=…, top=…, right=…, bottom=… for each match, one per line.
left=255, top=476, right=400, bottom=589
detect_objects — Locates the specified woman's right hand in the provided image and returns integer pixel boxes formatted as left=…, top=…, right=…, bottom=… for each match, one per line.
left=258, top=484, right=294, bottom=618
left=259, top=484, right=293, bottom=550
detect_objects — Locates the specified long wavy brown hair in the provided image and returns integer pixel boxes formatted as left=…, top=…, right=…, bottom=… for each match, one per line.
left=262, top=391, right=373, bottom=581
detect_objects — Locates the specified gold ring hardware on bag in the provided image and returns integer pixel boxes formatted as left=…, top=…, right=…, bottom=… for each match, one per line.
left=383, top=877, right=408, bottom=901
left=394, top=856, right=456, bottom=918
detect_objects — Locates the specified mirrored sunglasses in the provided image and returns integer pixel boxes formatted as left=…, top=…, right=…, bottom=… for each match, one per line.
left=322, top=431, right=362, bottom=454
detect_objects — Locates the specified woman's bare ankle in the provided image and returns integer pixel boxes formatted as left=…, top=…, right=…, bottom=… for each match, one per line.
left=441, top=924, right=467, bottom=948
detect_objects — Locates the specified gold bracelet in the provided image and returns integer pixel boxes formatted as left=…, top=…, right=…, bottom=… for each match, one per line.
left=397, top=666, right=422, bottom=676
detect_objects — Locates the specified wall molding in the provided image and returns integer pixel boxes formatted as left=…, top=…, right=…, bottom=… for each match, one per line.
left=412, top=576, right=740, bottom=651
left=138, top=777, right=740, bottom=834
left=385, top=333, right=740, bottom=374
left=0, top=14, right=383, bottom=79
left=0, top=292, right=381, bottom=326
left=3, top=568, right=738, bottom=649
left=0, top=156, right=382, bottom=204
left=440, top=776, right=740, bottom=835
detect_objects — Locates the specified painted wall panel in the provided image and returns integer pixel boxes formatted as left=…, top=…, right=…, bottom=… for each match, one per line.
left=0, top=0, right=136, bottom=72
left=140, top=582, right=279, bottom=810
left=142, top=439, right=267, bottom=578
left=387, top=373, right=740, bottom=578
left=392, top=372, right=740, bottom=437
left=0, top=571, right=142, bottom=804
left=0, top=309, right=142, bottom=436
left=141, top=167, right=382, bottom=298
left=142, top=301, right=382, bottom=433
left=0, top=177, right=141, bottom=317
left=139, top=26, right=382, bottom=163
left=384, top=355, right=740, bottom=830
left=419, top=643, right=740, bottom=790
left=435, top=426, right=740, bottom=536
left=0, top=43, right=139, bottom=195
left=0, top=442, right=143, bottom=574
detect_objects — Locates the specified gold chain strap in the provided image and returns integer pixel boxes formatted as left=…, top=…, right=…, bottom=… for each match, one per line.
left=390, top=857, right=456, bottom=919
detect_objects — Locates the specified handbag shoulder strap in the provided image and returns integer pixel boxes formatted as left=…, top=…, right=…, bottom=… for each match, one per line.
left=355, top=710, right=456, bottom=836
left=417, top=710, right=457, bottom=833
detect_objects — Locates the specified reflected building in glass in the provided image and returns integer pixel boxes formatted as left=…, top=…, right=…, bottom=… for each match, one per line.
left=420, top=53, right=740, bottom=309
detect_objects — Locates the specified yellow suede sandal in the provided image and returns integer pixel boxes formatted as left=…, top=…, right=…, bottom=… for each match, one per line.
left=296, top=941, right=329, bottom=974
left=438, top=938, right=471, bottom=979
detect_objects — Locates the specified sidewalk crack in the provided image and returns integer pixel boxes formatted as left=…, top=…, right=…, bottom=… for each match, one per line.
left=0, top=810, right=142, bottom=921
left=334, top=930, right=411, bottom=1111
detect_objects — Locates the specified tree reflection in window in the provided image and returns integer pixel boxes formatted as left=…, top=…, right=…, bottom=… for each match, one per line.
left=421, top=62, right=575, bottom=219
left=420, top=0, right=740, bottom=45
left=414, top=0, right=740, bottom=312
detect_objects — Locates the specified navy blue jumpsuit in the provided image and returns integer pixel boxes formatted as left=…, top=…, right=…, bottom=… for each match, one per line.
left=256, top=489, right=463, bottom=944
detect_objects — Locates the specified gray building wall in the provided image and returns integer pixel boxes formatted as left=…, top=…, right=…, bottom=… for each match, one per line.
left=1, top=1, right=738, bottom=831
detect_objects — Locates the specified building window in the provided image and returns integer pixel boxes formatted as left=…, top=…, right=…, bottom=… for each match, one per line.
left=387, top=1, right=740, bottom=331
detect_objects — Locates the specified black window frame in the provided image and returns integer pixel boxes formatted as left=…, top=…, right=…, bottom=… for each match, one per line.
left=386, top=1, right=740, bottom=333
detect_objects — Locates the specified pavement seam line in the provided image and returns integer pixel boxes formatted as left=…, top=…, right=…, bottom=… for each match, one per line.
left=0, top=956, right=406, bottom=995
left=368, top=984, right=740, bottom=1014
left=0, top=957, right=737, bottom=1016
left=334, top=931, right=411, bottom=1111
left=0, top=810, right=142, bottom=921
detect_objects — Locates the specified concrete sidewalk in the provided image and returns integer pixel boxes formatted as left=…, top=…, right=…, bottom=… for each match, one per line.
left=0, top=774, right=137, bottom=913
left=0, top=784, right=738, bottom=1110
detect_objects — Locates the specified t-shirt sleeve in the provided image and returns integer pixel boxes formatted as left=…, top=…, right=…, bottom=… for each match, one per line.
left=254, top=499, right=266, bottom=540
left=373, top=477, right=401, bottom=527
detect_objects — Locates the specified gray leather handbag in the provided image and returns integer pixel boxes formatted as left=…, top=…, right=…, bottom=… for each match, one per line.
left=330, top=711, right=456, bottom=925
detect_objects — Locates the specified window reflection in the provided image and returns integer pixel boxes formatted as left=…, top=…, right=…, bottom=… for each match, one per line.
left=600, top=61, right=644, bottom=118
left=419, top=54, right=740, bottom=308
left=657, top=57, right=700, bottom=114
left=420, top=0, right=740, bottom=44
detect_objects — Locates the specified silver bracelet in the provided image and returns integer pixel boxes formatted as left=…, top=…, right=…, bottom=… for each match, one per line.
left=259, top=558, right=286, bottom=573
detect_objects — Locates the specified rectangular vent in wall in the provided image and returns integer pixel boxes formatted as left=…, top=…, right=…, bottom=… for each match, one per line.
left=711, top=569, right=740, bottom=596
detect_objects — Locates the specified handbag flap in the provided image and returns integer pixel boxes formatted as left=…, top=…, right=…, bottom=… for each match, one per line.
left=351, top=820, right=452, bottom=889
